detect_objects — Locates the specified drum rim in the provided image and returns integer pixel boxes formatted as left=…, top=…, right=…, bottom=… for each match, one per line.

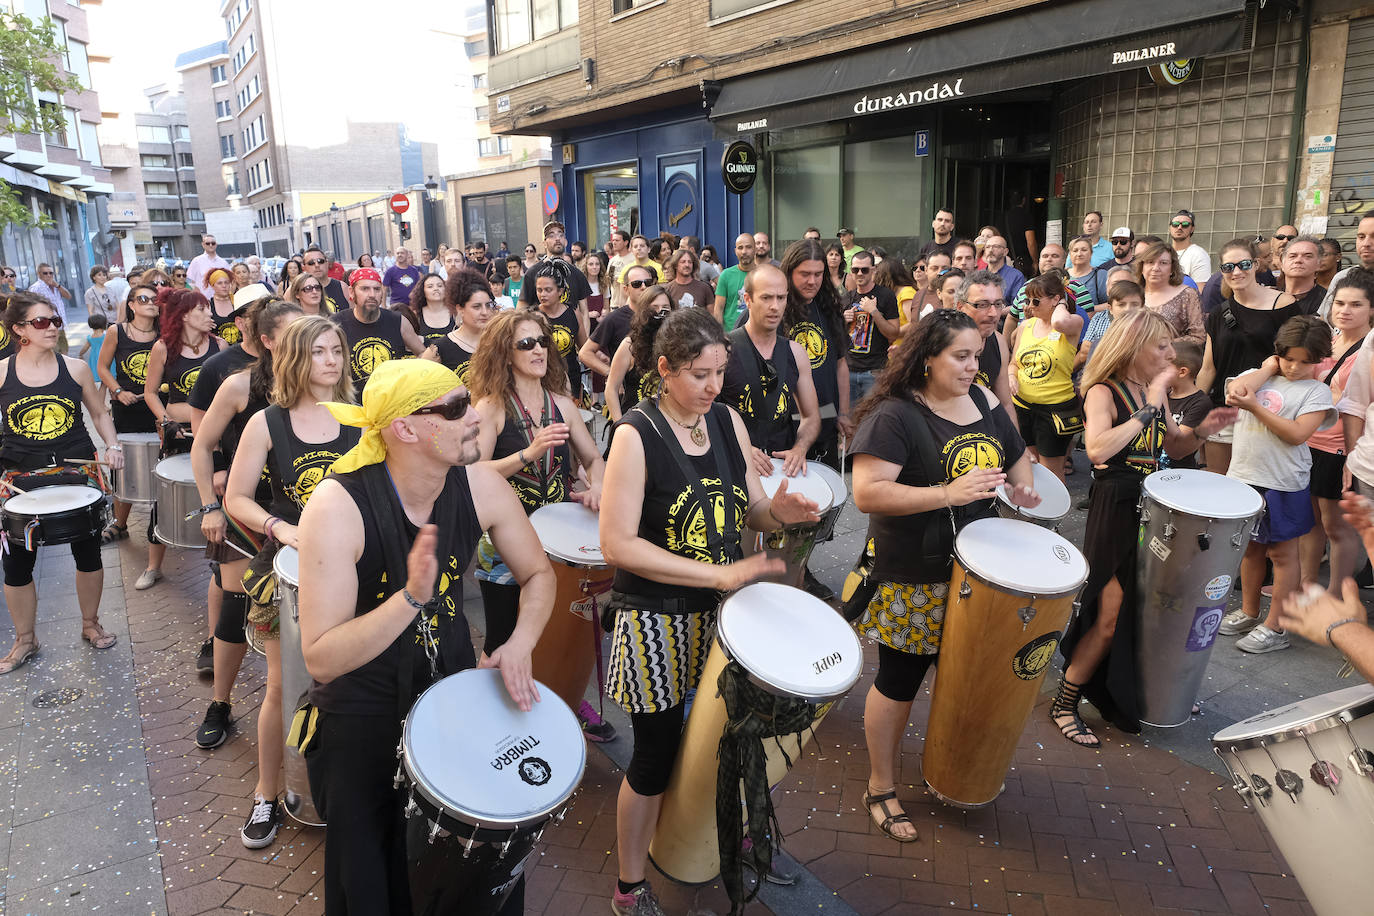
left=529, top=502, right=607, bottom=568
left=1211, top=686, right=1374, bottom=752
left=808, top=461, right=849, bottom=502
left=716, top=584, right=864, bottom=701
left=760, top=459, right=836, bottom=514
left=1142, top=469, right=1265, bottom=519
left=273, top=546, right=300, bottom=588
left=953, top=518, right=1089, bottom=598
left=3, top=485, right=105, bottom=511
left=154, top=454, right=197, bottom=480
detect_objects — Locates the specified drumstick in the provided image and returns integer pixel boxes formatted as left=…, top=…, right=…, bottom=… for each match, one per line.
left=67, top=459, right=113, bottom=468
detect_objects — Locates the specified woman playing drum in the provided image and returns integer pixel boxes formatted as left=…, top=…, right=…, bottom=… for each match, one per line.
left=1053, top=310, right=1236, bottom=746
left=0, top=291, right=125, bottom=673
left=850, top=309, right=1039, bottom=842
left=143, top=289, right=226, bottom=444
left=599, top=307, right=818, bottom=915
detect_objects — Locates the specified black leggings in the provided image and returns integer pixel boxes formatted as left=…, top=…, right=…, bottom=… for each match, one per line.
left=477, top=580, right=520, bottom=655
left=626, top=704, right=687, bottom=796
left=3, top=534, right=102, bottom=587
left=873, top=644, right=937, bottom=704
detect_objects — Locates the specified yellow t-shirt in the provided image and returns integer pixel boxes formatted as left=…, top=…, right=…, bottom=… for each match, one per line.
left=892, top=286, right=917, bottom=348
left=1013, top=316, right=1077, bottom=405
left=617, top=260, right=666, bottom=285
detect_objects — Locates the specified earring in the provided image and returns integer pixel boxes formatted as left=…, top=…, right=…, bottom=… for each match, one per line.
left=922, top=363, right=929, bottom=378
left=19, top=337, right=29, bottom=347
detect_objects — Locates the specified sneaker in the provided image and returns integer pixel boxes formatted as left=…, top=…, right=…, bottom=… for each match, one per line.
left=195, top=639, right=214, bottom=675
left=803, top=568, right=834, bottom=601
left=611, top=882, right=666, bottom=916
left=577, top=700, right=617, bottom=743
left=1218, top=609, right=1260, bottom=636
left=742, top=836, right=797, bottom=885
left=134, top=568, right=162, bottom=590
left=1237, top=624, right=1290, bottom=654
left=196, top=700, right=232, bottom=749
left=241, top=796, right=282, bottom=849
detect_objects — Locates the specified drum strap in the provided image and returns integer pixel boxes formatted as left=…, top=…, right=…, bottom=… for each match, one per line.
left=639, top=400, right=738, bottom=565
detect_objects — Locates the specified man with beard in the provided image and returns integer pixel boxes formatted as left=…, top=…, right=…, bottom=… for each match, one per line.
left=468, top=241, right=497, bottom=283
left=1320, top=216, right=1374, bottom=319
left=918, top=208, right=958, bottom=261
left=955, top=269, right=1016, bottom=422
left=332, top=268, right=431, bottom=393
left=303, top=245, right=350, bottom=314
left=714, top=233, right=758, bottom=331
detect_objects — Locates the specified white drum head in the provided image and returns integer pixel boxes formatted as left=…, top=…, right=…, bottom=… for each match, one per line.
left=996, top=461, right=1070, bottom=520
left=117, top=432, right=161, bottom=446
left=1213, top=684, right=1374, bottom=746
left=717, top=582, right=862, bottom=700
left=404, top=669, right=585, bottom=827
left=5, top=485, right=103, bottom=513
left=1143, top=469, right=1263, bottom=519
left=758, top=459, right=834, bottom=514
left=809, top=461, right=848, bottom=506
left=579, top=408, right=595, bottom=425
left=955, top=517, right=1088, bottom=597
left=154, top=453, right=196, bottom=483
left=529, top=502, right=604, bottom=566
left=273, top=545, right=300, bottom=588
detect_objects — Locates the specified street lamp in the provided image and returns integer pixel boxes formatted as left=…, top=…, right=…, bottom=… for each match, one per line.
left=423, top=176, right=441, bottom=252
left=252, top=220, right=262, bottom=259
left=285, top=210, right=294, bottom=256
left=329, top=202, right=339, bottom=261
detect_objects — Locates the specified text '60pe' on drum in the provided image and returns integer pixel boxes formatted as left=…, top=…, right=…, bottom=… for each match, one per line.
left=925, top=517, right=1088, bottom=808
left=1137, top=469, right=1263, bottom=728
left=748, top=458, right=835, bottom=588
left=1212, top=684, right=1374, bottom=916
left=650, top=582, right=862, bottom=884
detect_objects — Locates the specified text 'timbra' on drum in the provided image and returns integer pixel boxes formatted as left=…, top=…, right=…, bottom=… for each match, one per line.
left=1213, top=684, right=1374, bottom=916
left=994, top=460, right=1070, bottom=529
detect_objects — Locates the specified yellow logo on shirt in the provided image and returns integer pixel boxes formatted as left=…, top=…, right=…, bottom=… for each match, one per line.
left=176, top=366, right=202, bottom=394
left=1019, top=348, right=1053, bottom=380
left=120, top=350, right=149, bottom=386
left=352, top=337, right=395, bottom=379
left=550, top=323, right=574, bottom=357
left=8, top=394, right=76, bottom=441
left=665, top=476, right=748, bottom=562
left=943, top=432, right=1005, bottom=479
left=217, top=320, right=242, bottom=345
left=790, top=322, right=828, bottom=368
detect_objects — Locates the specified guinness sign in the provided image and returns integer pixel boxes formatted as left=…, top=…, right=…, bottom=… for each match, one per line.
left=722, top=140, right=759, bottom=195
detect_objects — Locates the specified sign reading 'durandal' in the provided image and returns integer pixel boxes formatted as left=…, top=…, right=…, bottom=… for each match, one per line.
left=852, top=79, right=965, bottom=115
left=722, top=141, right=759, bottom=194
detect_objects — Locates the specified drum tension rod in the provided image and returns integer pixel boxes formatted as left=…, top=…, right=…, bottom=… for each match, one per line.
left=1302, top=733, right=1340, bottom=795
left=1343, top=721, right=1374, bottom=776
left=404, top=792, right=420, bottom=817
left=1213, top=749, right=1250, bottom=797
left=1162, top=522, right=1177, bottom=541
left=959, top=578, right=971, bottom=600
left=432, top=818, right=447, bottom=847
left=1261, top=741, right=1303, bottom=802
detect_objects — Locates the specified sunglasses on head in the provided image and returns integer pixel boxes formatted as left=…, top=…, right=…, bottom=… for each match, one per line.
left=411, top=392, right=471, bottom=421
left=1220, top=259, right=1256, bottom=273
left=305, top=258, right=327, bottom=266
left=21, top=315, right=63, bottom=329
left=627, top=278, right=652, bottom=289
left=1273, top=233, right=1296, bottom=241
left=515, top=334, right=551, bottom=351
left=1170, top=221, right=1192, bottom=228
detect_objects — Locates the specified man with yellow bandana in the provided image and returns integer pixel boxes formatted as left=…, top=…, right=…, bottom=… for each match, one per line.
left=296, top=358, right=554, bottom=915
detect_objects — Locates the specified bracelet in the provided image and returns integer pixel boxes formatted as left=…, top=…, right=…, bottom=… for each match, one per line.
left=1132, top=406, right=1158, bottom=425
left=517, top=448, right=528, bottom=465
left=106, top=444, right=122, bottom=451
left=264, top=516, right=280, bottom=540
left=939, top=483, right=949, bottom=508
left=1326, top=617, right=1363, bottom=646
left=402, top=588, right=429, bottom=610
left=767, top=500, right=782, bottom=525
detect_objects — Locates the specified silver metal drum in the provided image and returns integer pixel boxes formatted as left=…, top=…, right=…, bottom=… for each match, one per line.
left=152, top=454, right=206, bottom=549
left=112, top=433, right=161, bottom=504
left=274, top=547, right=323, bottom=826
left=810, top=461, right=848, bottom=543
left=995, top=461, right=1071, bottom=529
left=1136, top=469, right=1264, bottom=727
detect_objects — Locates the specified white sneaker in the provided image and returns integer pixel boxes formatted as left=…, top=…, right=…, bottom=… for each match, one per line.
left=1218, top=608, right=1259, bottom=636
left=134, top=568, right=162, bottom=590
left=1237, top=624, right=1290, bottom=654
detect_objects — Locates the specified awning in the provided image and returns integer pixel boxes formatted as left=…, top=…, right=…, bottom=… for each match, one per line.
left=710, top=0, right=1253, bottom=135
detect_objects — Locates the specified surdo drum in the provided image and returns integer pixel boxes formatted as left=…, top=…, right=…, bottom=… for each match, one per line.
left=2, top=485, right=108, bottom=549
left=112, top=432, right=161, bottom=504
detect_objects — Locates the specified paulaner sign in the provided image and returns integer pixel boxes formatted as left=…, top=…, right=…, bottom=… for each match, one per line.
left=851, top=79, right=965, bottom=115
left=1111, top=42, right=1177, bottom=65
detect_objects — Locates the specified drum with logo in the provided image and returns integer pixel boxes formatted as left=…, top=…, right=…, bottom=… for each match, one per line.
left=995, top=460, right=1071, bottom=529
left=112, top=432, right=161, bottom=504
left=809, top=460, right=848, bottom=543
left=527, top=502, right=615, bottom=709
left=400, top=668, right=585, bottom=915
left=2, top=485, right=108, bottom=549
left=650, top=582, right=862, bottom=883
left=1136, top=469, right=1264, bottom=727
left=925, top=517, right=1088, bottom=807
left=746, top=458, right=834, bottom=588
left=152, top=454, right=206, bottom=549
left=1212, top=684, right=1374, bottom=916
left=272, top=547, right=322, bottom=825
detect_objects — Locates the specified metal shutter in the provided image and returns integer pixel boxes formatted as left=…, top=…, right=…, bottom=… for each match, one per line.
left=1329, top=18, right=1374, bottom=266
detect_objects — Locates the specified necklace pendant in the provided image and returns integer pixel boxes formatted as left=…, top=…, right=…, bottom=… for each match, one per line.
left=690, top=425, right=707, bottom=447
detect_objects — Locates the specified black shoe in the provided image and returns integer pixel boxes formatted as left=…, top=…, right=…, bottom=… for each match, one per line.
left=1074, top=494, right=1090, bottom=511
left=241, top=796, right=283, bottom=849
left=742, top=838, right=798, bottom=885
left=803, top=569, right=834, bottom=601
left=195, top=639, right=214, bottom=675
left=196, top=700, right=232, bottom=749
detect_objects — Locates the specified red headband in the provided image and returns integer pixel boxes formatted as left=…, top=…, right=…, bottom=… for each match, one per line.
left=350, top=267, right=381, bottom=285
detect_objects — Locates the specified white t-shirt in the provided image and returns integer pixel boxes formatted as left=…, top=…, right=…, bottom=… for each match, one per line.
left=1177, top=243, right=1213, bottom=285
left=1228, top=375, right=1335, bottom=491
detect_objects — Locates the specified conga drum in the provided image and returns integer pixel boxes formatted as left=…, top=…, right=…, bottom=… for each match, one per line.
left=526, top=502, right=614, bottom=708
left=650, top=582, right=862, bottom=883
left=995, top=460, right=1071, bottom=529
left=1137, top=469, right=1263, bottom=726
left=1213, top=684, right=1374, bottom=916
left=748, top=458, right=834, bottom=588
left=273, top=547, right=323, bottom=826
left=925, top=517, right=1088, bottom=807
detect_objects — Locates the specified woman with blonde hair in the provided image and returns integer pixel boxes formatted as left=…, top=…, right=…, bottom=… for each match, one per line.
left=1131, top=241, right=1204, bottom=344
left=1051, top=310, right=1235, bottom=747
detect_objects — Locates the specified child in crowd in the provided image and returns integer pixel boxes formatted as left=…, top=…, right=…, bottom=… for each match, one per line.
left=1076, top=278, right=1143, bottom=370
left=1220, top=315, right=1337, bottom=653
left=1165, top=339, right=1213, bottom=470
left=79, top=313, right=109, bottom=393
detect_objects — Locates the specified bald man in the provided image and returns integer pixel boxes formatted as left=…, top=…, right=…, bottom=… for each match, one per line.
left=714, top=232, right=759, bottom=330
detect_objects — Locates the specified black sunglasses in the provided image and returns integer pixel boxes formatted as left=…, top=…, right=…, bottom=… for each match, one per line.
left=21, top=315, right=63, bottom=329
left=301, top=284, right=322, bottom=292
left=133, top=294, right=158, bottom=304
left=411, top=392, right=471, bottom=421
left=515, top=335, right=551, bottom=351
left=1220, top=259, right=1256, bottom=273
left=627, top=278, right=652, bottom=289
left=1273, top=233, right=1296, bottom=241
left=851, top=266, right=872, bottom=274
left=2, top=271, right=15, bottom=279
left=152, top=279, right=170, bottom=287
left=304, top=258, right=327, bottom=266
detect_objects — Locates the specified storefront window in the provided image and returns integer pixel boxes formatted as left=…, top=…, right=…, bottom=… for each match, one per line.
left=463, top=190, right=528, bottom=251
left=774, top=145, right=839, bottom=247
left=581, top=164, right=638, bottom=251
left=844, top=136, right=925, bottom=260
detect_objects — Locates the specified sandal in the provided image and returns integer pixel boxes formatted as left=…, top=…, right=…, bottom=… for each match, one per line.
left=101, top=522, right=129, bottom=543
left=1050, top=676, right=1101, bottom=748
left=81, top=622, right=117, bottom=651
left=863, top=788, right=918, bottom=843
left=0, top=636, right=39, bottom=674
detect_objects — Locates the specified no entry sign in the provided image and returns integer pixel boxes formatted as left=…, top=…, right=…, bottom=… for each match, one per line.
left=390, top=194, right=410, bottom=214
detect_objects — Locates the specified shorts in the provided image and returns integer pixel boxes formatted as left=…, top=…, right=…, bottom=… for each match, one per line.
left=857, top=581, right=948, bottom=655
left=1309, top=448, right=1347, bottom=502
left=607, top=605, right=716, bottom=714
left=1207, top=423, right=1234, bottom=445
left=1014, top=398, right=1081, bottom=459
left=1252, top=486, right=1315, bottom=544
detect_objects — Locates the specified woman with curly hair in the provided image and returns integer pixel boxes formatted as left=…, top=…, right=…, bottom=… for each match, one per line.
left=605, top=284, right=673, bottom=421
left=403, top=271, right=454, bottom=347
left=519, top=258, right=588, bottom=396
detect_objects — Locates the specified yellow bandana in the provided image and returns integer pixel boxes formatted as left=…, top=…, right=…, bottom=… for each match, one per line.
left=323, top=359, right=460, bottom=474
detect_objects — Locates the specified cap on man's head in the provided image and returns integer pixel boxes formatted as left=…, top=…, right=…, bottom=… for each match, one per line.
left=1173, top=209, right=1195, bottom=222
left=543, top=220, right=566, bottom=237
left=349, top=267, right=382, bottom=286
left=1110, top=227, right=1133, bottom=241
left=837, top=227, right=854, bottom=236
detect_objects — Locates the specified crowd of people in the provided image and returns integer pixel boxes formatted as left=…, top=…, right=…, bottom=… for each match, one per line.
left=2, top=206, right=1374, bottom=916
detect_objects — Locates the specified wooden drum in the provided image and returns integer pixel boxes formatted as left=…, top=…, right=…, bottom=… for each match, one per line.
left=924, top=517, right=1088, bottom=807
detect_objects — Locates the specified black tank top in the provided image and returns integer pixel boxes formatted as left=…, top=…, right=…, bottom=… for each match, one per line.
left=613, top=403, right=747, bottom=605
left=435, top=336, right=476, bottom=389
left=112, top=324, right=156, bottom=392
left=975, top=332, right=1003, bottom=389
left=492, top=390, right=572, bottom=513
left=624, top=363, right=662, bottom=407
left=210, top=299, right=241, bottom=345
left=720, top=327, right=799, bottom=452
left=333, top=308, right=407, bottom=392
left=164, top=344, right=214, bottom=404
left=410, top=309, right=455, bottom=347
left=787, top=297, right=843, bottom=412
left=1093, top=381, right=1167, bottom=483
left=263, top=405, right=361, bottom=522
left=540, top=304, right=581, bottom=388
left=309, top=463, right=481, bottom=716
left=0, top=356, right=97, bottom=465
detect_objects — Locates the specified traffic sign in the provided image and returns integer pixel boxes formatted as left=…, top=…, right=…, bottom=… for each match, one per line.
left=390, top=194, right=410, bottom=214
left=543, top=183, right=560, bottom=216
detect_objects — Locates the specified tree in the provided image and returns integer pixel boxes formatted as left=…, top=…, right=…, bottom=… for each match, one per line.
left=0, top=10, right=87, bottom=228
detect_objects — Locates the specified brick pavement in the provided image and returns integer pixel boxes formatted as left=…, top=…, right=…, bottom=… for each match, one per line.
left=116, top=502, right=1316, bottom=916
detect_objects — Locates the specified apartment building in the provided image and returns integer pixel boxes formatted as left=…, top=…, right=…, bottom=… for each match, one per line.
left=1, top=0, right=116, bottom=296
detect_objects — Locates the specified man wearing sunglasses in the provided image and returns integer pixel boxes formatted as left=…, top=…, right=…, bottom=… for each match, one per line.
left=1168, top=209, right=1213, bottom=285
left=1091, top=226, right=1136, bottom=303
left=187, top=235, right=231, bottom=296
left=0, top=266, right=18, bottom=295
left=332, top=268, right=433, bottom=393
left=842, top=250, right=900, bottom=406
left=296, top=358, right=555, bottom=915
left=303, top=244, right=351, bottom=314
left=27, top=263, right=72, bottom=353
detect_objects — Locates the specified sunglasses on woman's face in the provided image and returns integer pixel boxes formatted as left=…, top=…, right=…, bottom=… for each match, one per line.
left=3, top=271, right=16, bottom=279
left=301, top=284, right=322, bottom=293
left=1220, top=259, right=1256, bottom=273
left=411, top=392, right=471, bottom=421
left=133, top=294, right=157, bottom=304
left=22, top=315, right=63, bottom=330
left=514, top=335, right=551, bottom=351
left=152, top=279, right=170, bottom=287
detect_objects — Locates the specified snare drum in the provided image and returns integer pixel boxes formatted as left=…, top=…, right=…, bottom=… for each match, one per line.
left=1137, top=470, right=1263, bottom=727
left=2, top=485, right=108, bottom=549
left=925, top=517, right=1088, bottom=807
left=112, top=432, right=161, bottom=504
left=152, top=454, right=205, bottom=549
left=527, top=502, right=615, bottom=709
left=995, top=460, right=1071, bottom=529
left=747, top=458, right=834, bottom=588
left=1213, top=684, right=1374, bottom=916
left=273, top=547, right=322, bottom=826
left=810, top=461, right=848, bottom=543
left=401, top=668, right=585, bottom=915
left=650, top=582, right=862, bottom=883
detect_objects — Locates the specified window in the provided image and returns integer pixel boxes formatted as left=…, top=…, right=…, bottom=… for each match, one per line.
left=226, top=0, right=253, bottom=36
left=493, top=0, right=577, bottom=51
left=144, top=182, right=176, bottom=196
left=476, top=106, right=489, bottom=121
left=465, top=38, right=487, bottom=57
left=138, top=124, right=172, bottom=144
left=473, top=73, right=488, bottom=89
left=40, top=101, right=67, bottom=147
left=236, top=75, right=261, bottom=111
left=478, top=138, right=497, bottom=156
left=78, top=120, right=101, bottom=167
left=220, top=134, right=236, bottom=159
left=174, top=125, right=190, bottom=141
left=210, top=64, right=227, bottom=84
left=463, top=191, right=527, bottom=257
left=141, top=154, right=171, bottom=169
left=187, top=208, right=205, bottom=221
left=232, top=32, right=257, bottom=74
left=177, top=152, right=195, bottom=168
left=181, top=180, right=198, bottom=195
left=148, top=208, right=181, bottom=222
left=223, top=170, right=241, bottom=196
left=243, top=114, right=266, bottom=152
left=65, top=37, right=90, bottom=88
left=246, top=157, right=272, bottom=193
left=215, top=100, right=232, bottom=118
